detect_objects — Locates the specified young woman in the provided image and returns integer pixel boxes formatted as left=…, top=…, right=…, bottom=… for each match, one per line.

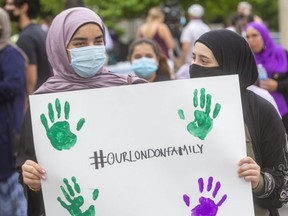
left=127, top=38, right=171, bottom=82
left=189, top=29, right=288, bottom=216
left=246, top=22, right=288, bottom=133
left=136, top=6, right=174, bottom=60
left=0, top=7, right=27, bottom=216
left=18, top=7, right=146, bottom=215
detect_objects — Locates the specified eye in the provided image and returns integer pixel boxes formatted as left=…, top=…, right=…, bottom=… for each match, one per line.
left=246, top=33, right=259, bottom=40
left=72, top=41, right=87, bottom=47
left=94, top=38, right=104, bottom=45
left=133, top=54, right=143, bottom=59
left=145, top=54, right=154, bottom=58
left=200, top=59, right=209, bottom=65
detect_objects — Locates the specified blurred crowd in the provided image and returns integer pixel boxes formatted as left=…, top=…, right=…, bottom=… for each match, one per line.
left=1, top=0, right=288, bottom=215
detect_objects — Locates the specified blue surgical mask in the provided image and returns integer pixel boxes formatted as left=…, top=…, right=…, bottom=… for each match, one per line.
left=69, top=45, right=106, bottom=78
left=131, top=57, right=158, bottom=78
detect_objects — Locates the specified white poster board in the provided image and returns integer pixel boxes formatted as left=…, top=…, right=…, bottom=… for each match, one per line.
left=30, top=75, right=254, bottom=216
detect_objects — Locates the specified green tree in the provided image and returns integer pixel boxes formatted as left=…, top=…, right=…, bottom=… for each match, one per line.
left=39, top=0, right=279, bottom=31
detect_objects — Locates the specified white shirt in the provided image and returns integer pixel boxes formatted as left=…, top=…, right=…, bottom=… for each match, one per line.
left=180, top=19, right=210, bottom=64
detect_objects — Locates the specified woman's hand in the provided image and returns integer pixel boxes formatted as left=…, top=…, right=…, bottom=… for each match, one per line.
left=22, top=160, right=46, bottom=191
left=259, top=78, right=278, bottom=92
left=238, top=156, right=261, bottom=189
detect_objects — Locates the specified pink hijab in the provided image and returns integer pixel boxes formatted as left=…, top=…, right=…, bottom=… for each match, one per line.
left=35, top=7, right=145, bottom=94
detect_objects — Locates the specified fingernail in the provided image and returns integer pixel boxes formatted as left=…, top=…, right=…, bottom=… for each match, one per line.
left=41, top=169, right=46, bottom=174
left=41, top=175, right=46, bottom=180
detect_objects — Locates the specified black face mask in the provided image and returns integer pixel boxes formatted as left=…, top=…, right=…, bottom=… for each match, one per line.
left=5, top=10, right=20, bottom=22
left=189, top=64, right=227, bottom=78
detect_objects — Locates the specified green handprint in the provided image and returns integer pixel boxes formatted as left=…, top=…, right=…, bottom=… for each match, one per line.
left=178, top=88, right=221, bottom=140
left=40, top=98, right=85, bottom=150
left=57, top=176, right=99, bottom=216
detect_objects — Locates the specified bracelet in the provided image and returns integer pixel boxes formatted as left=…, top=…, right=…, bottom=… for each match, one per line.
left=28, top=185, right=41, bottom=192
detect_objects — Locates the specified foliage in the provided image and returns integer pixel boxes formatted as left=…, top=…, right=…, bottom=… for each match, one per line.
left=37, top=0, right=280, bottom=31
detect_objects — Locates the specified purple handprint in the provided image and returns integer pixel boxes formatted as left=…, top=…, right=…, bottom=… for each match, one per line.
left=183, top=176, right=227, bottom=216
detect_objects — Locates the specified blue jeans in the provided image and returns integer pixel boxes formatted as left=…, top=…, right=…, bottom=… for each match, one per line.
left=0, top=172, right=27, bottom=216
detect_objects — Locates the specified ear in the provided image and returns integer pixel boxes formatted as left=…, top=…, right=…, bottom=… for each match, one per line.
left=20, top=2, right=29, bottom=14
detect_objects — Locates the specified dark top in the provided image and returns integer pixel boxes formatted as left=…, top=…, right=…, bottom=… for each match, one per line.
left=242, top=90, right=288, bottom=211
left=0, top=45, right=25, bottom=181
left=154, top=73, right=170, bottom=82
left=140, top=29, right=170, bottom=59
left=153, top=30, right=170, bottom=59
left=17, top=23, right=52, bottom=90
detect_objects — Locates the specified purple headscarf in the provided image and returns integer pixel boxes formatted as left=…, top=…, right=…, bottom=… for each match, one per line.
left=246, top=22, right=288, bottom=116
left=246, top=22, right=287, bottom=73
left=35, top=7, right=144, bottom=94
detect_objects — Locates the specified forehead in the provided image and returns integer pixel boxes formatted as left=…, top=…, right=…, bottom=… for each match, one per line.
left=5, top=0, right=16, bottom=9
left=6, top=0, right=14, bottom=4
left=73, top=23, right=102, bottom=37
left=193, top=42, right=214, bottom=56
left=132, top=43, right=154, bottom=53
left=246, top=27, right=260, bottom=34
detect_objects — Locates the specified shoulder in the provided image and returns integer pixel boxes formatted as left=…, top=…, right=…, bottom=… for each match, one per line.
left=181, top=22, right=199, bottom=35
left=0, top=45, right=23, bottom=58
left=158, top=23, right=170, bottom=35
left=245, top=91, right=286, bottom=155
left=159, top=23, right=169, bottom=29
left=247, top=91, right=278, bottom=114
left=246, top=91, right=284, bottom=131
left=247, top=85, right=279, bottom=113
left=18, top=24, right=46, bottom=41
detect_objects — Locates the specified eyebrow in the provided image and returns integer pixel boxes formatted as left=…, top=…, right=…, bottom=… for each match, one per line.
left=71, top=35, right=104, bottom=41
left=198, top=54, right=210, bottom=59
left=193, top=53, right=210, bottom=59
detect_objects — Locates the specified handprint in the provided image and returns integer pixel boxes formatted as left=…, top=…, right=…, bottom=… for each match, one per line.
left=57, top=176, right=99, bottom=216
left=183, top=177, right=227, bottom=216
left=178, top=88, right=221, bottom=140
left=40, top=98, right=85, bottom=150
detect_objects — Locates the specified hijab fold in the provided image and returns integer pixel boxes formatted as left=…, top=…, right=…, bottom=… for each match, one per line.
left=196, top=29, right=258, bottom=90
left=35, top=7, right=138, bottom=94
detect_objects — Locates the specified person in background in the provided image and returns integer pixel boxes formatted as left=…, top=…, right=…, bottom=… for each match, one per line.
left=136, top=6, right=175, bottom=75
left=16, top=7, right=146, bottom=216
left=237, top=1, right=262, bottom=36
left=4, top=0, right=52, bottom=111
left=180, top=3, right=210, bottom=65
left=246, top=22, right=288, bottom=133
left=0, top=7, right=27, bottom=216
left=104, top=25, right=116, bottom=65
left=127, top=38, right=170, bottom=82
left=40, top=15, right=53, bottom=33
left=174, top=63, right=190, bottom=80
left=226, top=14, right=242, bottom=34
left=190, top=29, right=288, bottom=216
left=237, top=1, right=252, bottom=17
left=189, top=29, right=288, bottom=216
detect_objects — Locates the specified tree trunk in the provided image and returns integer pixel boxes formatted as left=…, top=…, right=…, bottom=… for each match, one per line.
left=279, top=0, right=288, bottom=49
